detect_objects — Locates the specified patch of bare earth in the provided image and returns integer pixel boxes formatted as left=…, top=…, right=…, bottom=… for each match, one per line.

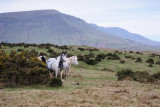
left=0, top=80, right=160, bottom=107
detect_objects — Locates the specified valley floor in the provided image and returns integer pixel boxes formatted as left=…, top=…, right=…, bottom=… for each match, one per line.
left=0, top=68, right=160, bottom=107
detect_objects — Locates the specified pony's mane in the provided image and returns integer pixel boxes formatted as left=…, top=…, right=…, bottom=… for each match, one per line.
left=58, top=52, right=66, bottom=71
left=41, top=56, right=46, bottom=64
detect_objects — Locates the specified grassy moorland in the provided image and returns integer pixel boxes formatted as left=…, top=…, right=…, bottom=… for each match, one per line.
left=0, top=43, right=160, bottom=107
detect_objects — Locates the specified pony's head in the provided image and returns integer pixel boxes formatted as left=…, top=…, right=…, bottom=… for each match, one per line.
left=60, top=51, right=67, bottom=62
left=41, top=55, right=46, bottom=64
left=70, top=56, right=78, bottom=65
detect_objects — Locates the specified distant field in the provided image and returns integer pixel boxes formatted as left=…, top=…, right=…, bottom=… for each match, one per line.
left=0, top=44, right=160, bottom=106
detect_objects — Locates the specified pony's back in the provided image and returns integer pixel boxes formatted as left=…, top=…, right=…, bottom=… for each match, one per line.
left=47, top=58, right=56, bottom=70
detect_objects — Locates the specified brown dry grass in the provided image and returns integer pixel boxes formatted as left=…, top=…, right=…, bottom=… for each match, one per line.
left=0, top=69, right=160, bottom=107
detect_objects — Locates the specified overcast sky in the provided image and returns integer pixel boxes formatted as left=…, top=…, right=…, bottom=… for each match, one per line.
left=1, top=0, right=160, bottom=41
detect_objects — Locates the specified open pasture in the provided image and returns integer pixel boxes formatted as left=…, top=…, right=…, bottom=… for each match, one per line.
left=0, top=43, right=160, bottom=107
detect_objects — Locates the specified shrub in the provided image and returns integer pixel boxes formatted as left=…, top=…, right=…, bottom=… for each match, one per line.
left=47, top=49, right=54, bottom=53
left=131, top=57, right=136, bottom=60
left=47, top=49, right=58, bottom=57
left=116, top=69, right=134, bottom=81
left=49, top=53, right=59, bottom=58
left=17, top=49, right=24, bottom=52
left=94, top=53, right=106, bottom=62
left=49, top=77, right=62, bottom=87
left=129, top=51, right=134, bottom=53
left=58, top=45, right=69, bottom=50
left=77, top=54, right=85, bottom=61
left=95, top=57, right=102, bottom=62
left=67, top=53, right=74, bottom=57
left=96, top=54, right=106, bottom=59
left=148, top=64, right=153, bottom=67
left=8, top=44, right=13, bottom=47
left=88, top=48, right=99, bottom=52
left=29, top=49, right=38, bottom=57
left=88, top=53, right=95, bottom=58
left=125, top=55, right=132, bottom=58
left=107, top=56, right=115, bottom=60
left=24, top=45, right=29, bottom=48
left=111, top=53, right=120, bottom=60
left=136, top=52, right=143, bottom=55
left=106, top=53, right=113, bottom=56
left=114, top=50, right=119, bottom=53
left=39, top=52, right=48, bottom=56
left=45, top=46, right=50, bottom=49
left=134, top=71, right=156, bottom=83
left=83, top=53, right=96, bottom=59
left=135, top=57, right=142, bottom=62
left=72, top=49, right=74, bottom=51
left=107, top=54, right=120, bottom=60
left=149, top=53, right=158, bottom=57
left=120, top=60, right=125, bottom=64
left=101, top=68, right=114, bottom=72
left=152, top=72, right=160, bottom=80
left=83, top=54, right=89, bottom=59
left=84, top=59, right=98, bottom=65
left=78, top=48, right=85, bottom=51
left=0, top=50, right=49, bottom=87
left=156, top=61, right=160, bottom=65
left=118, top=52, right=123, bottom=54
left=146, top=58, right=154, bottom=64
left=116, top=69, right=158, bottom=83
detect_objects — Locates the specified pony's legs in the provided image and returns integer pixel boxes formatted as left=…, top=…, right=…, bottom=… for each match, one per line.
left=55, top=70, right=58, bottom=78
left=49, top=70, right=53, bottom=78
left=60, top=70, right=63, bottom=81
left=67, top=69, right=70, bottom=80
left=65, top=70, right=67, bottom=80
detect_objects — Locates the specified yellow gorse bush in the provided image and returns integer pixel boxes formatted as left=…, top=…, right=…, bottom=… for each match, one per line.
left=0, top=49, right=6, bottom=56
left=0, top=49, right=49, bottom=87
left=29, top=56, right=39, bottom=62
left=0, top=60, right=4, bottom=70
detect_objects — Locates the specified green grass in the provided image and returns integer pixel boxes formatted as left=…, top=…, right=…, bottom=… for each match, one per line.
left=1, top=45, right=160, bottom=107
left=1, top=44, right=160, bottom=73
left=1, top=44, right=160, bottom=91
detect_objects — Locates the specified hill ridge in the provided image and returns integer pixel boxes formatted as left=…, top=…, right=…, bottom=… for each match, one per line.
left=90, top=24, right=160, bottom=47
left=0, top=9, right=160, bottom=52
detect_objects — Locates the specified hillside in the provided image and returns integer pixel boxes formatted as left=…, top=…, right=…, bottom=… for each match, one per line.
left=1, top=43, right=160, bottom=106
left=0, top=10, right=128, bottom=46
left=90, top=24, right=160, bottom=47
left=0, top=10, right=160, bottom=51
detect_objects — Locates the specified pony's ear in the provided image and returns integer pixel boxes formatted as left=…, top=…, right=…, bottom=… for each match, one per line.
left=64, top=51, right=67, bottom=55
left=61, top=51, right=64, bottom=54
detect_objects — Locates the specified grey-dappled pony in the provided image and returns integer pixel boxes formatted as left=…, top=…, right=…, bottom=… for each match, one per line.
left=63, top=56, right=78, bottom=80
left=47, top=52, right=67, bottom=81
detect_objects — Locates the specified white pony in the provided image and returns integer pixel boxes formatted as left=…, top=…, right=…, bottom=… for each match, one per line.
left=63, top=56, right=78, bottom=80
left=47, top=52, right=67, bottom=81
